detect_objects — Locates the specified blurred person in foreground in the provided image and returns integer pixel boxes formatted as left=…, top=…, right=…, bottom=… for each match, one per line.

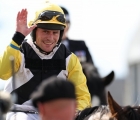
left=60, top=6, right=99, bottom=76
left=0, top=1, right=91, bottom=120
left=0, top=91, right=12, bottom=120
left=31, top=76, right=77, bottom=120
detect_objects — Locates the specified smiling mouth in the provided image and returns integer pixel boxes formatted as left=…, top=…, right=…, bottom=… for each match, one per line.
left=43, top=41, right=53, bottom=45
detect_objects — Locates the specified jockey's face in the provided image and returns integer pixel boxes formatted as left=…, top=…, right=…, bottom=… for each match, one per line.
left=38, top=99, right=76, bottom=120
left=36, top=28, right=60, bottom=53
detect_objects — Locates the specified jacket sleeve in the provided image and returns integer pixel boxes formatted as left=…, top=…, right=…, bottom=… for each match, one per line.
left=67, top=53, right=91, bottom=110
left=0, top=32, right=24, bottom=80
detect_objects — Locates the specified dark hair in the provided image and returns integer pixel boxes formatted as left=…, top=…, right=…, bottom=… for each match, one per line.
left=60, top=6, right=70, bottom=23
left=60, top=6, right=69, bottom=15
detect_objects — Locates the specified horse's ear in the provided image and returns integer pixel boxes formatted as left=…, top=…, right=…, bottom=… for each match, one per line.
left=107, top=91, right=123, bottom=117
left=102, top=71, right=115, bottom=86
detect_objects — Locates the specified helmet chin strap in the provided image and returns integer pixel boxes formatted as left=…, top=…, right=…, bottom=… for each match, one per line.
left=33, top=42, right=60, bottom=55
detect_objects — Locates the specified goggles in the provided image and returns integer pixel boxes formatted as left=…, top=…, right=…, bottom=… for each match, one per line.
left=33, top=10, right=66, bottom=24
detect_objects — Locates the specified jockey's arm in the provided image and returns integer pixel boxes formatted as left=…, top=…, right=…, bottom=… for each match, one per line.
left=0, top=39, right=22, bottom=80
left=67, top=53, right=91, bottom=111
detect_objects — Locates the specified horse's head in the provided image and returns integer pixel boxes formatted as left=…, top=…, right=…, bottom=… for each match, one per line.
left=107, top=91, right=140, bottom=120
left=82, top=63, right=115, bottom=105
left=77, top=91, right=140, bottom=120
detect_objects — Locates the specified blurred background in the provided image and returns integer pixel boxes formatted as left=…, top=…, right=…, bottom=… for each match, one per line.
left=0, top=0, right=140, bottom=106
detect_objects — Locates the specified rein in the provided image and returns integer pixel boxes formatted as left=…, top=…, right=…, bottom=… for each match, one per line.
left=10, top=109, right=38, bottom=114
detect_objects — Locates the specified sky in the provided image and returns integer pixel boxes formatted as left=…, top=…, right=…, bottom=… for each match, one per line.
left=0, top=0, right=140, bottom=89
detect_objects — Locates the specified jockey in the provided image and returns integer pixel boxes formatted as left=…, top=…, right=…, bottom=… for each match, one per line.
left=0, top=1, right=91, bottom=120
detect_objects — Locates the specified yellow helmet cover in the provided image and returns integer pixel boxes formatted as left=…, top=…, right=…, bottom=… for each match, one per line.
left=29, top=2, right=66, bottom=30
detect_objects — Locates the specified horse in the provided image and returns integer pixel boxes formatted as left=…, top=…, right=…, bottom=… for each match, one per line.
left=82, top=63, right=115, bottom=105
left=76, top=91, right=140, bottom=120
left=107, top=91, right=140, bottom=120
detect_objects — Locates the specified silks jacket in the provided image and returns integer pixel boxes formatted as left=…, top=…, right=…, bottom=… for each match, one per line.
left=0, top=32, right=91, bottom=111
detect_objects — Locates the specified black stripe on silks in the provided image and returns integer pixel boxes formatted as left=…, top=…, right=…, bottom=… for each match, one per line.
left=11, top=69, right=62, bottom=104
left=25, top=59, right=66, bottom=70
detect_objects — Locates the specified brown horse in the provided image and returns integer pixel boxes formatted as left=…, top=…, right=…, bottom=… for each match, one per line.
left=76, top=91, right=140, bottom=120
left=108, top=91, right=140, bottom=120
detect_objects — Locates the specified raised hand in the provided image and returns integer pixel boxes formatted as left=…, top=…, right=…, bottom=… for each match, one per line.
left=16, top=9, right=37, bottom=36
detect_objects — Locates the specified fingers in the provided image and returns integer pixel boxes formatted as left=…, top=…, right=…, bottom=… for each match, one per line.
left=16, top=8, right=37, bottom=36
left=16, top=9, right=27, bottom=23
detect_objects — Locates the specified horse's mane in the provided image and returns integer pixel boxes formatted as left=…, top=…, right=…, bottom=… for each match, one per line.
left=76, top=106, right=99, bottom=120
left=93, top=105, right=110, bottom=118
left=118, top=105, right=140, bottom=120
left=77, top=105, right=116, bottom=120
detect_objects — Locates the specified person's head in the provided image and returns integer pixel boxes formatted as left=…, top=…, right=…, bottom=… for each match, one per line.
left=31, top=76, right=77, bottom=120
left=60, top=6, right=70, bottom=40
left=28, top=2, right=66, bottom=53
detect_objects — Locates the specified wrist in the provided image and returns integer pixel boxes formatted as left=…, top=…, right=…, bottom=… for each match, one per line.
left=12, top=32, right=25, bottom=45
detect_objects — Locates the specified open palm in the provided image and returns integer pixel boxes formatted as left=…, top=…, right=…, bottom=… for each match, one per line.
left=16, top=9, right=36, bottom=36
